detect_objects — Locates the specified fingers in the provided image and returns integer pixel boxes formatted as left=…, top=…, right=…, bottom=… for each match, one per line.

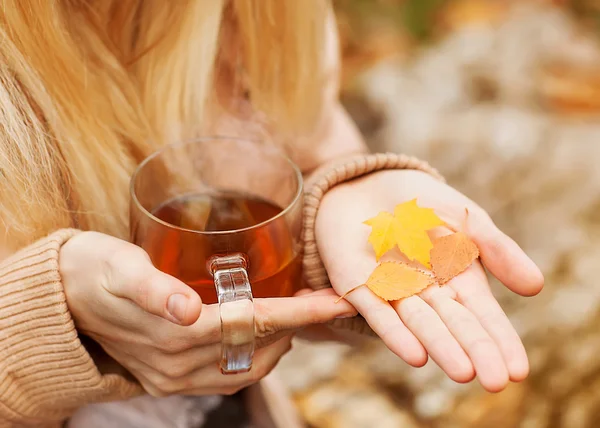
left=108, top=247, right=203, bottom=326
left=451, top=267, right=530, bottom=382
left=115, top=342, right=224, bottom=379
left=133, top=336, right=293, bottom=397
left=294, top=288, right=340, bottom=298
left=264, top=288, right=428, bottom=367
left=392, top=296, right=474, bottom=383
left=344, top=287, right=428, bottom=367
left=466, top=210, right=544, bottom=297
left=420, top=283, right=508, bottom=392
left=180, top=336, right=294, bottom=395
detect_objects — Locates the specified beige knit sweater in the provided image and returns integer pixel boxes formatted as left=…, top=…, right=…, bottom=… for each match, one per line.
left=0, top=230, right=142, bottom=428
left=0, top=153, right=440, bottom=427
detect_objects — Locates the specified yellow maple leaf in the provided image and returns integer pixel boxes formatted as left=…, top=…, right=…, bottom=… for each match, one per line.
left=337, top=261, right=435, bottom=303
left=394, top=199, right=445, bottom=267
left=363, top=211, right=399, bottom=260
left=364, top=199, right=445, bottom=267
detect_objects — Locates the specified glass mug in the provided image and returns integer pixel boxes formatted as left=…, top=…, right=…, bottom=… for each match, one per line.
left=130, top=138, right=303, bottom=374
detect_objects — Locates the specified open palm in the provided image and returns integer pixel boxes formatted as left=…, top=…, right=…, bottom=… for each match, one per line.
left=315, top=169, right=544, bottom=392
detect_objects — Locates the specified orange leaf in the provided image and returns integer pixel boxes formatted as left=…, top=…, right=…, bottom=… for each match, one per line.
left=336, top=262, right=435, bottom=302
left=345, top=262, right=435, bottom=302
left=430, top=232, right=479, bottom=284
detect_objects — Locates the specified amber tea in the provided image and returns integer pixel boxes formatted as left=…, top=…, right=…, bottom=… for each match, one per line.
left=149, top=192, right=302, bottom=304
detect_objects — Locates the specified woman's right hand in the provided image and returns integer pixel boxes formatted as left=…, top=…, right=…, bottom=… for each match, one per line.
left=60, top=232, right=357, bottom=397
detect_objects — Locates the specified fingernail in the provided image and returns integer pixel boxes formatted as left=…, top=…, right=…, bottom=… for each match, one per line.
left=167, top=294, right=188, bottom=324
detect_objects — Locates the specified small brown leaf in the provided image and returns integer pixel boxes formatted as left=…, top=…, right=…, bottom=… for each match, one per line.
left=430, top=232, right=479, bottom=284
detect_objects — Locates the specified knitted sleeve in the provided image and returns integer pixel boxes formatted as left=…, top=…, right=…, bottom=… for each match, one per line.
left=0, top=230, right=142, bottom=428
left=302, top=152, right=444, bottom=335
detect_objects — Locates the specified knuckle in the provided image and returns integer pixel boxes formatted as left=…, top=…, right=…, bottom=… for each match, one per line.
left=142, top=367, right=183, bottom=395
left=155, top=336, right=192, bottom=354
left=154, top=379, right=180, bottom=395
left=141, top=376, right=173, bottom=397
left=254, top=309, right=279, bottom=338
left=255, top=319, right=278, bottom=338
left=160, top=362, right=190, bottom=378
left=302, top=301, right=321, bottom=325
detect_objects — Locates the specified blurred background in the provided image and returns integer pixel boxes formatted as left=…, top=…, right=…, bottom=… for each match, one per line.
left=274, top=1, right=600, bottom=427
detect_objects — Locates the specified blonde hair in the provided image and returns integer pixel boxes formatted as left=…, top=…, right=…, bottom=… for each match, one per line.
left=0, top=0, right=332, bottom=249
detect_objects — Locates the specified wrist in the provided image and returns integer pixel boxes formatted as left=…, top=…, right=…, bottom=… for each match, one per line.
left=59, top=231, right=92, bottom=326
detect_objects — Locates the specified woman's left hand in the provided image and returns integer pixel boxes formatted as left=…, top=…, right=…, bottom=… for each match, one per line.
left=315, top=169, right=544, bottom=392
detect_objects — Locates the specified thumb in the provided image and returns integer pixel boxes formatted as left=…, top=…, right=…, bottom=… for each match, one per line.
left=110, top=257, right=203, bottom=326
left=467, top=210, right=544, bottom=297
left=148, top=269, right=203, bottom=326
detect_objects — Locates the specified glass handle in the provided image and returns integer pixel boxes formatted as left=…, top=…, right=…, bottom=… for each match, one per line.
left=210, top=253, right=255, bottom=374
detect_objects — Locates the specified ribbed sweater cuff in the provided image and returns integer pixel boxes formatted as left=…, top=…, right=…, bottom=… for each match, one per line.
left=302, top=153, right=444, bottom=335
left=0, top=230, right=141, bottom=426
